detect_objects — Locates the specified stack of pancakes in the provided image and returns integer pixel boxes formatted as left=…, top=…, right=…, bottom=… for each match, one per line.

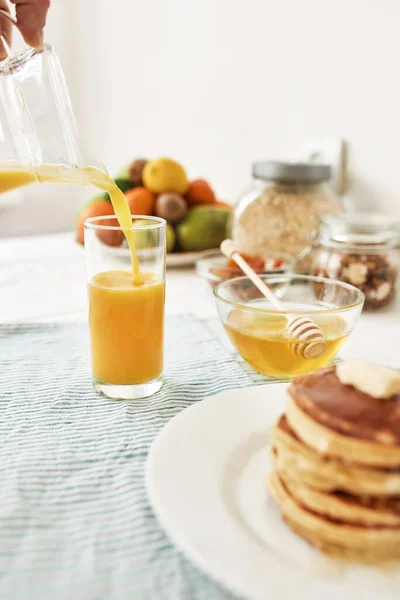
left=268, top=365, right=400, bottom=562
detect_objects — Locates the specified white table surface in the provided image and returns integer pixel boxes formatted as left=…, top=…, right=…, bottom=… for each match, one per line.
left=1, top=232, right=399, bottom=368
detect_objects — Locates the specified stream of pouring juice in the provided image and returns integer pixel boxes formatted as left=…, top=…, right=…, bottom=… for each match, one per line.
left=0, top=164, right=165, bottom=387
left=0, top=163, right=142, bottom=283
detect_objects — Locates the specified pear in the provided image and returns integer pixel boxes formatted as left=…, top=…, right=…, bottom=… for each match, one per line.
left=132, top=219, right=157, bottom=249
left=166, top=224, right=176, bottom=253
left=132, top=219, right=176, bottom=253
left=176, top=206, right=230, bottom=252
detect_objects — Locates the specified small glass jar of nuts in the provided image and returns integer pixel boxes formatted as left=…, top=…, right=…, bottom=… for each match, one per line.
left=312, top=214, right=400, bottom=310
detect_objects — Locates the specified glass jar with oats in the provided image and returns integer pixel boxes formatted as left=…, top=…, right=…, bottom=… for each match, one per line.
left=231, top=162, right=342, bottom=272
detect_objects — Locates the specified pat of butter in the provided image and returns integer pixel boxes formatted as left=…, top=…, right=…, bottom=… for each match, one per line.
left=336, top=360, right=400, bottom=398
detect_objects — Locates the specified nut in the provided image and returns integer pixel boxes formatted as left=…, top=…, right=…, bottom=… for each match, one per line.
left=375, top=281, right=392, bottom=301
left=347, top=262, right=368, bottom=285
left=327, top=253, right=341, bottom=277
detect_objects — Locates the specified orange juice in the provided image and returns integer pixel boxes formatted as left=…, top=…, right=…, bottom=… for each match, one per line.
left=0, top=168, right=36, bottom=192
left=0, top=163, right=143, bottom=283
left=88, top=270, right=165, bottom=385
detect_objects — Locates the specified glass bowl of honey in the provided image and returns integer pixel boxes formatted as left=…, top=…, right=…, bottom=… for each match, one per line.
left=214, top=274, right=364, bottom=379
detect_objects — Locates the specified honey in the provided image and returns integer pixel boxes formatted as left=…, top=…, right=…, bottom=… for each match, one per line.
left=225, top=309, right=347, bottom=377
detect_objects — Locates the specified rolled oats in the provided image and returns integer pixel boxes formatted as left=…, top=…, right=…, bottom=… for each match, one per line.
left=231, top=181, right=342, bottom=268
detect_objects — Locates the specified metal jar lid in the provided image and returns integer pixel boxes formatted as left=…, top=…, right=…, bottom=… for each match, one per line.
left=252, top=161, right=331, bottom=183
left=318, top=213, right=400, bottom=251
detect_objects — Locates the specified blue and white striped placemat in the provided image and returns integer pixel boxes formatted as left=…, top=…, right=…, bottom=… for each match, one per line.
left=0, top=315, right=273, bottom=600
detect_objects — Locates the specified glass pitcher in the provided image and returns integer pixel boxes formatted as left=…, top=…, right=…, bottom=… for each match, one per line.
left=0, top=41, right=106, bottom=189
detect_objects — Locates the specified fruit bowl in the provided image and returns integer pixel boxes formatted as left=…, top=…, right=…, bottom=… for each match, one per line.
left=76, top=157, right=232, bottom=258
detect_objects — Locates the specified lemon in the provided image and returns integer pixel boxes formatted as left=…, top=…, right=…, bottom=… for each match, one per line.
left=142, top=158, right=189, bottom=195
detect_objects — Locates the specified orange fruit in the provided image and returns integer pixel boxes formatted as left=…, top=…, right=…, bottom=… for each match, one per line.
left=125, top=187, right=156, bottom=215
left=96, top=216, right=125, bottom=248
left=186, top=179, right=216, bottom=206
left=76, top=198, right=116, bottom=246
left=214, top=200, right=232, bottom=210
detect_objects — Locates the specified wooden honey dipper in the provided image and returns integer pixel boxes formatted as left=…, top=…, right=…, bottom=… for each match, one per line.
left=220, top=240, right=327, bottom=360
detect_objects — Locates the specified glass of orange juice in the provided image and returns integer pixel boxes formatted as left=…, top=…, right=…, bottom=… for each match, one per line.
left=84, top=215, right=166, bottom=400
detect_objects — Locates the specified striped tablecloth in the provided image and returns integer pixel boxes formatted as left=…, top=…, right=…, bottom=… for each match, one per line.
left=0, top=315, right=270, bottom=600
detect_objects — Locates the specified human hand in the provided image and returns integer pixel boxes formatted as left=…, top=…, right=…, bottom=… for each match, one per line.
left=0, top=0, right=50, bottom=60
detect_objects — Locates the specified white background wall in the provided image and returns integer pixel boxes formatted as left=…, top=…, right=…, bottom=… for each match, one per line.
left=2, top=0, right=400, bottom=236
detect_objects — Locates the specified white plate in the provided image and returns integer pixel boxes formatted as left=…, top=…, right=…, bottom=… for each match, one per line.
left=109, top=246, right=219, bottom=268
left=146, top=384, right=400, bottom=600
left=166, top=249, right=219, bottom=268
